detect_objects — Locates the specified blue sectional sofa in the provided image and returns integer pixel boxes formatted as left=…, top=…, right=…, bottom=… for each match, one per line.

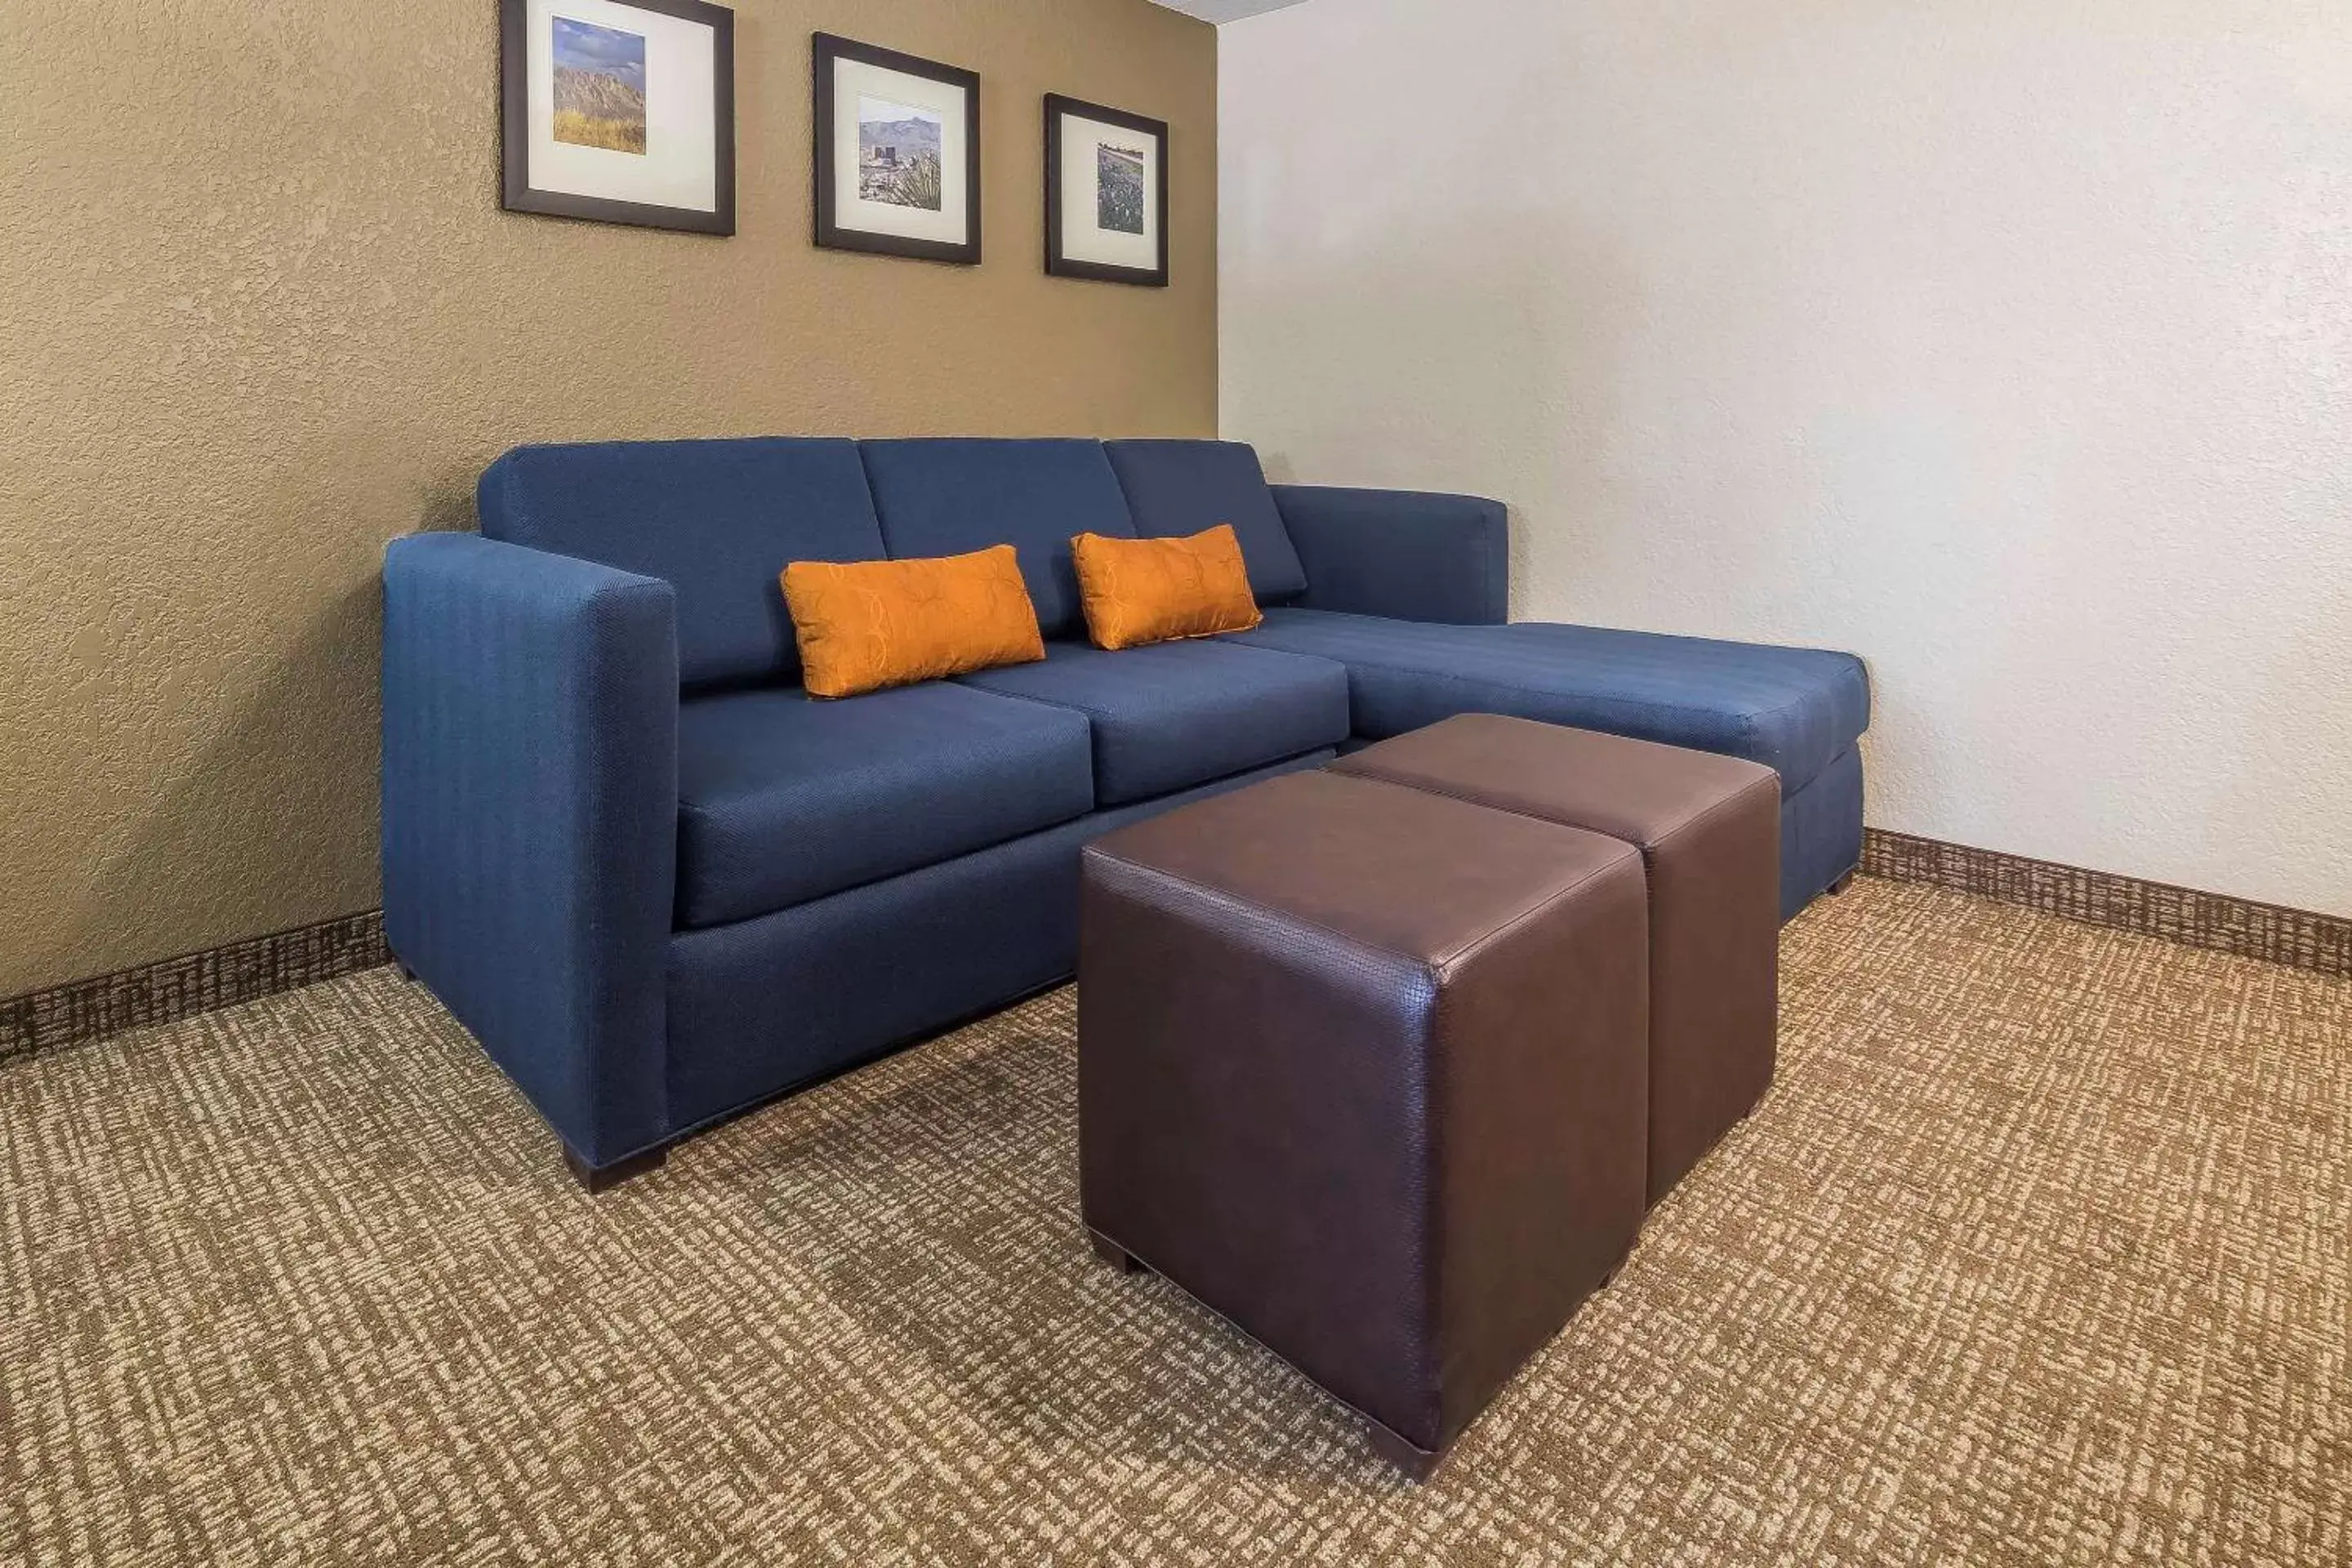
left=381, top=437, right=1869, bottom=1184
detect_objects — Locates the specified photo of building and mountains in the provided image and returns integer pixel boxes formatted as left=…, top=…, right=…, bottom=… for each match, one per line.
left=859, top=97, right=944, bottom=211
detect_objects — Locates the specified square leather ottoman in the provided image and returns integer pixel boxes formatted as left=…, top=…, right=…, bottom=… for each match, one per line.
left=1079, top=769, right=1648, bottom=1479
left=1338, top=714, right=1780, bottom=1205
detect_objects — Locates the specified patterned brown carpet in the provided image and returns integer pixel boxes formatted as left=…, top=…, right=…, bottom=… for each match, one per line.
left=3, top=878, right=2346, bottom=1566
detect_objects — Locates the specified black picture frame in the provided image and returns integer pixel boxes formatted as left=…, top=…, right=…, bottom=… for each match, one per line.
left=500, top=0, right=737, bottom=236
left=813, top=33, right=983, bottom=265
left=1045, top=94, right=1169, bottom=287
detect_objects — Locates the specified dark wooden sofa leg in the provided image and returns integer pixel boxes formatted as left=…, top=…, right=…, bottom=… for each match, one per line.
left=1089, top=1230, right=1142, bottom=1273
left=1825, top=870, right=1857, bottom=896
left=564, top=1143, right=670, bottom=1193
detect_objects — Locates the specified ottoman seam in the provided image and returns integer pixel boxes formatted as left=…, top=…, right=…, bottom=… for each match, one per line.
left=1090, top=849, right=1636, bottom=981
left=1647, top=771, right=1784, bottom=854
left=1086, top=853, right=1442, bottom=978
left=1345, top=761, right=1776, bottom=852
left=1438, top=854, right=1642, bottom=978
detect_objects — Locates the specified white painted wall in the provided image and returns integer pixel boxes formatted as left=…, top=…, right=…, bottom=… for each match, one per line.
left=1148, top=0, right=1307, bottom=21
left=1220, top=0, right=2352, bottom=916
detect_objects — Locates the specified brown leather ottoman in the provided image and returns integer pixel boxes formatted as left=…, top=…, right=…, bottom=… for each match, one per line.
left=1337, top=714, right=1780, bottom=1205
left=1078, top=769, right=1649, bottom=1480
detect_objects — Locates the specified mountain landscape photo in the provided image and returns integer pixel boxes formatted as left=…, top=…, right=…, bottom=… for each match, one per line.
left=551, top=16, right=647, bottom=156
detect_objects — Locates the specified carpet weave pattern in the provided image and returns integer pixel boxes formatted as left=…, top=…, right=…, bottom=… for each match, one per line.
left=4, top=879, right=2346, bottom=1565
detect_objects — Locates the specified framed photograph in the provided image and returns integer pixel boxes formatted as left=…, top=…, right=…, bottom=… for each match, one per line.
left=813, top=33, right=982, bottom=265
left=500, top=0, right=735, bottom=235
left=1045, top=95, right=1169, bottom=287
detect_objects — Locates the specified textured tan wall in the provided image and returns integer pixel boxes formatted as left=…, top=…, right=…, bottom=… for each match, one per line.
left=0, top=0, right=1217, bottom=996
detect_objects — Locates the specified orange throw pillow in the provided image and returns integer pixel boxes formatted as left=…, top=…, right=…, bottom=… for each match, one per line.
left=1071, top=525, right=1263, bottom=652
left=782, top=546, right=1046, bottom=699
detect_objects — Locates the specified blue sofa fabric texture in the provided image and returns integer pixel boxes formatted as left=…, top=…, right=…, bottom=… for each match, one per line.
left=1780, top=746, right=1865, bottom=921
left=1501, top=621, right=1871, bottom=794
left=1232, top=608, right=1869, bottom=796
left=1271, top=484, right=1509, bottom=626
left=953, top=640, right=1351, bottom=806
left=384, top=434, right=1871, bottom=1174
left=663, top=751, right=1335, bottom=1133
left=675, top=683, right=1097, bottom=928
left=859, top=439, right=1137, bottom=639
left=478, top=437, right=884, bottom=689
left=381, top=532, right=678, bottom=1168
left=1102, top=439, right=1310, bottom=601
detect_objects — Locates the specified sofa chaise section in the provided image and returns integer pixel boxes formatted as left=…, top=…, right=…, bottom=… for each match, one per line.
left=1220, top=606, right=1871, bottom=915
left=1103, top=439, right=1870, bottom=915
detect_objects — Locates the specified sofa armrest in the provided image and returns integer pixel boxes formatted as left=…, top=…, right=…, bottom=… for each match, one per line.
left=1271, top=485, right=1509, bottom=626
left=381, top=532, right=679, bottom=1168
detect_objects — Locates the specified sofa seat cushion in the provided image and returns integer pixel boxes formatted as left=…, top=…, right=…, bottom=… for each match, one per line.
left=1227, top=608, right=1870, bottom=793
left=954, top=641, right=1351, bottom=806
left=675, top=684, right=1096, bottom=928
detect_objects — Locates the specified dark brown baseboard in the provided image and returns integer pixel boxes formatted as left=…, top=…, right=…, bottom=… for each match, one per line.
left=0, top=911, right=390, bottom=1066
left=1863, top=828, right=2350, bottom=979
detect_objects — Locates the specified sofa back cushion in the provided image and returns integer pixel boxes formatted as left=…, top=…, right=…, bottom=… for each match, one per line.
left=478, top=438, right=886, bottom=688
left=859, top=439, right=1138, bottom=638
left=1103, top=439, right=1309, bottom=603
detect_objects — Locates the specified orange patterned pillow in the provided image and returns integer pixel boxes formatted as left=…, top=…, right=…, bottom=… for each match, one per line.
left=782, top=546, right=1046, bottom=699
left=1071, top=525, right=1263, bottom=652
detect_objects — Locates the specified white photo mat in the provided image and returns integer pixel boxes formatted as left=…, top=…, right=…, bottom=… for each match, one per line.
left=829, top=57, right=972, bottom=245
left=525, top=0, right=719, bottom=213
